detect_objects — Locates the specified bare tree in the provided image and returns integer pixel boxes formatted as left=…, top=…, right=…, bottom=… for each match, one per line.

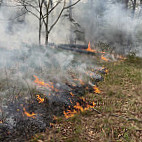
left=16, top=0, right=80, bottom=45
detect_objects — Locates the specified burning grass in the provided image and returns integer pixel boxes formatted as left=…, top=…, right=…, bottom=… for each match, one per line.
left=0, top=45, right=109, bottom=141
left=31, top=57, right=142, bottom=142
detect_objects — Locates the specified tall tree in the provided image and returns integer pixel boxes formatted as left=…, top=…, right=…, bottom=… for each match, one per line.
left=17, top=0, right=81, bottom=45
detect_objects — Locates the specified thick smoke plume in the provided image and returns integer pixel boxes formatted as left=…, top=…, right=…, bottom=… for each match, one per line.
left=73, top=0, right=142, bottom=56
left=0, top=0, right=142, bottom=56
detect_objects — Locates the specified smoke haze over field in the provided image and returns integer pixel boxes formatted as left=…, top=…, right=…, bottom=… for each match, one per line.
left=0, top=0, right=142, bottom=55
left=73, top=0, right=142, bottom=55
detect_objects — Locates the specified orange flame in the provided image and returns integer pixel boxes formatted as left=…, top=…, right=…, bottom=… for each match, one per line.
left=93, top=85, right=101, bottom=94
left=70, top=92, right=74, bottom=97
left=102, top=67, right=109, bottom=74
left=117, top=55, right=126, bottom=60
left=63, top=109, right=77, bottom=119
left=74, top=102, right=84, bottom=112
left=23, top=107, right=36, bottom=119
left=101, top=55, right=109, bottom=62
left=85, top=42, right=96, bottom=53
left=36, top=95, right=44, bottom=103
left=63, top=101, right=96, bottom=119
left=33, top=75, right=58, bottom=92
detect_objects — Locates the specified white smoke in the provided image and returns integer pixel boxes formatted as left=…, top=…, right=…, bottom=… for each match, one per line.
left=73, top=0, right=142, bottom=55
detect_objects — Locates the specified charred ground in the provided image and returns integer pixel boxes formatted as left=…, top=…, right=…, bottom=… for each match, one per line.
left=29, top=54, right=142, bottom=142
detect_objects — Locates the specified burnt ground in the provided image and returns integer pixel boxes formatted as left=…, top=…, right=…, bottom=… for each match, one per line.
left=29, top=55, right=142, bottom=142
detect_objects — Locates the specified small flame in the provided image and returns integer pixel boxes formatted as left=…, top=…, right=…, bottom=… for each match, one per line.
left=102, top=67, right=109, bottom=74
left=63, top=101, right=96, bottom=119
left=85, top=42, right=96, bottom=53
left=70, top=92, right=74, bottom=97
left=74, top=102, right=84, bottom=112
left=36, top=95, right=44, bottom=103
left=33, top=75, right=58, bottom=92
left=117, top=55, right=126, bottom=60
left=93, top=85, right=101, bottom=94
left=101, top=55, right=109, bottom=61
left=23, top=107, right=36, bottom=119
left=63, top=109, right=77, bottom=119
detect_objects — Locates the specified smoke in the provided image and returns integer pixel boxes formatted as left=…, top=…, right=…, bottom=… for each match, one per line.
left=0, top=1, right=135, bottom=139
left=0, top=0, right=141, bottom=102
left=0, top=0, right=141, bottom=56
left=73, top=0, right=142, bottom=55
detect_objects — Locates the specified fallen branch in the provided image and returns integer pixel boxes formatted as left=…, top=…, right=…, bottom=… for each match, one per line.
left=110, top=114, right=142, bottom=123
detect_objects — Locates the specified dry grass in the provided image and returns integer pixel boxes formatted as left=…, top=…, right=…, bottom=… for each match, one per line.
left=29, top=56, right=142, bottom=142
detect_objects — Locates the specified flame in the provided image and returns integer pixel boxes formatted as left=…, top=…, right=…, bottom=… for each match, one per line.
left=33, top=75, right=58, bottom=92
left=36, top=95, right=44, bottom=103
left=105, top=69, right=109, bottom=74
left=117, top=55, right=126, bottom=60
left=93, top=85, right=101, bottom=94
left=50, top=123, right=54, bottom=127
left=23, top=107, right=36, bottom=119
left=63, top=101, right=96, bottom=119
left=70, top=92, right=74, bottom=97
left=63, top=109, right=77, bottom=119
left=84, top=102, right=96, bottom=110
left=101, top=67, right=109, bottom=74
left=101, top=55, right=109, bottom=61
left=74, top=102, right=84, bottom=112
left=85, top=41, right=96, bottom=53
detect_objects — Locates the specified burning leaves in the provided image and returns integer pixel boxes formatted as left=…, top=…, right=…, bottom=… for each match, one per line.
left=93, top=85, right=101, bottom=94
left=0, top=44, right=111, bottom=142
left=33, top=75, right=58, bottom=92
left=85, top=41, right=96, bottom=53
left=64, top=101, right=96, bottom=119
left=23, top=107, right=37, bottom=119
left=36, top=95, right=44, bottom=103
left=101, top=55, right=109, bottom=62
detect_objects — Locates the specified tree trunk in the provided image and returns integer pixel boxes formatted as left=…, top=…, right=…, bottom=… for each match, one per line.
left=44, top=1, right=50, bottom=45
left=124, top=0, right=129, bottom=9
left=45, top=3, right=49, bottom=45
left=69, top=0, right=74, bottom=44
left=132, top=0, right=136, bottom=17
left=39, top=13, right=42, bottom=45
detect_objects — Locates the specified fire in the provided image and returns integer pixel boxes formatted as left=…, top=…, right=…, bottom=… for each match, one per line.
left=93, top=85, right=101, bottom=94
left=101, top=55, right=109, bottom=61
left=36, top=95, right=44, bottom=103
left=117, top=55, right=126, bottom=60
left=102, top=67, right=109, bottom=74
left=70, top=92, right=74, bottom=97
left=63, top=101, right=96, bottom=119
left=63, top=109, right=77, bottom=119
left=33, top=75, right=58, bottom=92
left=74, top=102, right=84, bottom=112
left=84, top=102, right=96, bottom=110
left=23, top=107, right=36, bottom=119
left=85, top=41, right=96, bottom=53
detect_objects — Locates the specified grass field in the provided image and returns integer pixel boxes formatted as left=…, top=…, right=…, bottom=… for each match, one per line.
left=30, top=55, right=142, bottom=142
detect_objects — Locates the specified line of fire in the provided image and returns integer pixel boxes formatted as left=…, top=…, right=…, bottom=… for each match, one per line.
left=0, top=0, right=140, bottom=141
